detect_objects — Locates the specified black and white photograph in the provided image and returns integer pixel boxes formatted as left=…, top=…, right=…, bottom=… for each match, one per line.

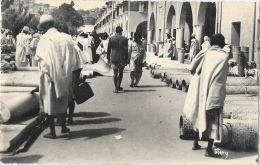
left=0, top=0, right=259, bottom=164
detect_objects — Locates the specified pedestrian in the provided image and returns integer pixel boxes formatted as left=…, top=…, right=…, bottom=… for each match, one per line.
left=128, top=32, right=146, bottom=87
left=15, top=26, right=32, bottom=67
left=165, top=33, right=172, bottom=43
left=169, top=37, right=177, bottom=60
left=35, top=14, right=79, bottom=139
left=107, top=26, right=128, bottom=93
left=201, top=36, right=211, bottom=51
left=76, top=30, right=93, bottom=64
left=30, top=32, right=41, bottom=66
left=97, top=32, right=109, bottom=59
left=189, top=33, right=200, bottom=61
left=183, top=33, right=229, bottom=157
left=90, top=30, right=101, bottom=63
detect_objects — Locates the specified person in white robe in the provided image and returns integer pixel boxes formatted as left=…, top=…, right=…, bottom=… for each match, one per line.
left=76, top=31, right=93, bottom=64
left=183, top=33, right=229, bottom=157
left=35, top=15, right=80, bottom=139
left=15, top=26, right=32, bottom=67
left=201, top=36, right=211, bottom=51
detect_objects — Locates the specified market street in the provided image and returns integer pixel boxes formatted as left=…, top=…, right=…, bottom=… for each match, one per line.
left=0, top=66, right=257, bottom=164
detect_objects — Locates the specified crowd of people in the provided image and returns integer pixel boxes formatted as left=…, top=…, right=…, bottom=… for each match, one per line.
left=1, top=13, right=238, bottom=159
left=1, top=14, right=147, bottom=139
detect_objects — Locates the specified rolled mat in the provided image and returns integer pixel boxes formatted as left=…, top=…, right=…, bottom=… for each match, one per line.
left=215, top=121, right=258, bottom=151
left=151, top=70, right=166, bottom=79
left=181, top=78, right=191, bottom=92
left=175, top=75, right=192, bottom=90
left=223, top=104, right=258, bottom=121
left=0, top=86, right=35, bottom=93
left=179, top=115, right=196, bottom=139
left=1, top=73, right=39, bottom=87
left=0, top=93, right=40, bottom=123
left=0, top=125, right=27, bottom=151
left=16, top=67, right=39, bottom=71
left=82, top=56, right=110, bottom=73
left=168, top=73, right=190, bottom=88
left=226, top=77, right=257, bottom=86
left=226, top=86, right=259, bottom=95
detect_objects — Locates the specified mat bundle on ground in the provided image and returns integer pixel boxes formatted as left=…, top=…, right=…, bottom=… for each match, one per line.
left=0, top=93, right=40, bottom=123
left=1, top=72, right=39, bottom=87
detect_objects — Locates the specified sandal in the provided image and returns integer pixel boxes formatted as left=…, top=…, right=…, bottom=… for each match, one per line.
left=192, top=145, right=201, bottom=150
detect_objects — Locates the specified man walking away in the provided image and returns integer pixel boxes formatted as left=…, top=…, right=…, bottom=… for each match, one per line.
left=35, top=15, right=78, bottom=139
left=107, top=26, right=128, bottom=93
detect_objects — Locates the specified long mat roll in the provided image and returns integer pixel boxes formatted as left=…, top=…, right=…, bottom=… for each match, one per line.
left=223, top=104, right=258, bottom=121
left=16, top=67, right=39, bottom=71
left=0, top=86, right=35, bottom=93
left=1, top=74, right=39, bottom=87
left=225, top=94, right=258, bottom=101
left=0, top=93, right=40, bottom=123
left=226, top=77, right=257, bottom=86
left=226, top=86, right=259, bottom=95
left=216, top=122, right=258, bottom=151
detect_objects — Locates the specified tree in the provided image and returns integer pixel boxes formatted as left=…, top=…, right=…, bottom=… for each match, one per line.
left=51, top=1, right=84, bottom=34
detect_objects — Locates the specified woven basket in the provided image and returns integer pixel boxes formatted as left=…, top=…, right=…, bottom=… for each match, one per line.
left=221, top=122, right=258, bottom=151
left=181, top=78, right=191, bottom=92
left=175, top=75, right=191, bottom=90
left=179, top=115, right=196, bottom=139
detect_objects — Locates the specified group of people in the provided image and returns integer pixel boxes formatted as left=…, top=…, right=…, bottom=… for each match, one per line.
left=15, top=26, right=42, bottom=67
left=12, top=14, right=147, bottom=139
left=106, top=26, right=146, bottom=93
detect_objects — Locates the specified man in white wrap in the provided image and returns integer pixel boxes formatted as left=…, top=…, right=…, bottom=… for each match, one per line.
left=35, top=15, right=80, bottom=139
left=183, top=33, right=229, bottom=157
left=15, top=26, right=32, bottom=67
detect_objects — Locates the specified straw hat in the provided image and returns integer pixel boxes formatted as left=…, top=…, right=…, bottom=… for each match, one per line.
left=22, top=26, right=29, bottom=32
left=37, top=15, right=55, bottom=30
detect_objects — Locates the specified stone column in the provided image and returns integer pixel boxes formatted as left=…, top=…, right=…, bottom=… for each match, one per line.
left=147, top=30, right=152, bottom=44
left=195, top=25, right=204, bottom=48
left=176, top=27, right=184, bottom=49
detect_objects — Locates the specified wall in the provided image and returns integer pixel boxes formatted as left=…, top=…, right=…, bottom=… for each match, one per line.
left=221, top=2, right=255, bottom=60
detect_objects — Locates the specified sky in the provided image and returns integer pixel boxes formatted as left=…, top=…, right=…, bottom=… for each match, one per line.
left=35, top=0, right=106, bottom=10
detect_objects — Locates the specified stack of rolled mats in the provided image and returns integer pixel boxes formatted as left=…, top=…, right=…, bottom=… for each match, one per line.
left=179, top=93, right=259, bottom=151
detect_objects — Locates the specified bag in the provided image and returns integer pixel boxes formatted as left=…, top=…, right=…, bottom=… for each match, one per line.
left=74, top=82, right=94, bottom=104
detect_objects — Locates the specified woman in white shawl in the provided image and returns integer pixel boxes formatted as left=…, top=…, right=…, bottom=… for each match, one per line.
left=183, top=34, right=229, bottom=157
left=128, top=32, right=146, bottom=87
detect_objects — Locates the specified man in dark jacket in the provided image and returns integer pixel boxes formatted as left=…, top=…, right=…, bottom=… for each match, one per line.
left=107, top=26, right=128, bottom=93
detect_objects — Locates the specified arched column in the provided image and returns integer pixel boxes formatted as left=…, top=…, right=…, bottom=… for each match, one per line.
left=195, top=25, right=204, bottom=47
left=176, top=27, right=184, bottom=49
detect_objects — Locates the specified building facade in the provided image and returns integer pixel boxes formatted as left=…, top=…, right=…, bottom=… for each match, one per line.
left=94, top=1, right=148, bottom=38
left=95, top=1, right=260, bottom=62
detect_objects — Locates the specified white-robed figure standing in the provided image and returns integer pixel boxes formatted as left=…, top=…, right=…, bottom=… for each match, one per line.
left=76, top=31, right=93, bottom=64
left=35, top=15, right=80, bottom=139
left=15, top=26, right=32, bottom=67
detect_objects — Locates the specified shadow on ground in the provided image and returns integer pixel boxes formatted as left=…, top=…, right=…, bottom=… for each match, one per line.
left=58, top=127, right=126, bottom=140
left=0, top=154, right=43, bottom=163
left=123, top=89, right=156, bottom=93
left=71, top=117, right=121, bottom=125
left=137, top=85, right=168, bottom=88
left=73, top=112, right=110, bottom=118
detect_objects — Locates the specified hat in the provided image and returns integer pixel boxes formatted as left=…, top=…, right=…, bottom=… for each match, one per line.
left=22, top=26, right=29, bottom=32
left=37, top=15, right=55, bottom=30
